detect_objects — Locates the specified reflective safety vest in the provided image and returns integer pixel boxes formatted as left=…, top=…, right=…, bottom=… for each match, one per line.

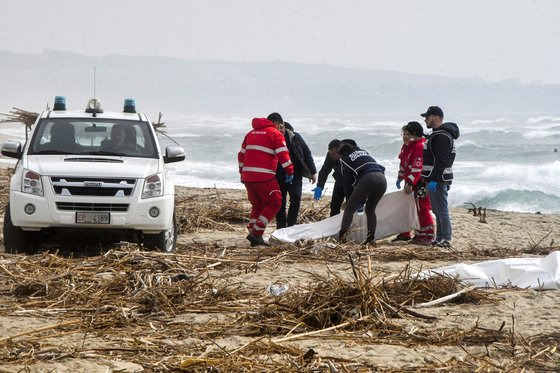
left=421, top=130, right=456, bottom=183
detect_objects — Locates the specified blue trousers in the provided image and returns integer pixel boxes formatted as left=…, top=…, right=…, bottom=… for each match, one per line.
left=429, top=182, right=452, bottom=242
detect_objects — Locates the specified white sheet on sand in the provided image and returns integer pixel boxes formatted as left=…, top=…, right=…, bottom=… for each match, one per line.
left=270, top=190, right=419, bottom=244
left=423, top=251, right=560, bottom=290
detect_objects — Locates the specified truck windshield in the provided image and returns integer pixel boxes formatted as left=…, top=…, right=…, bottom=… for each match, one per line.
left=28, top=119, right=159, bottom=158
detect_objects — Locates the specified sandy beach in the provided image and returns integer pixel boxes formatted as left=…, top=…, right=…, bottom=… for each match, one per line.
left=0, top=166, right=559, bottom=371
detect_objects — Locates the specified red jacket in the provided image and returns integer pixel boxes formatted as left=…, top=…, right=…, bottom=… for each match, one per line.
left=238, top=118, right=294, bottom=182
left=398, top=138, right=424, bottom=186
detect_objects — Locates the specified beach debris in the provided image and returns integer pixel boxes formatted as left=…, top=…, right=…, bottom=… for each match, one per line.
left=0, top=107, right=39, bottom=130
left=468, top=203, right=479, bottom=216
left=0, top=172, right=559, bottom=371
left=479, top=208, right=487, bottom=223
left=152, top=112, right=166, bottom=131
left=413, top=285, right=477, bottom=308
left=467, top=204, right=488, bottom=223
left=266, top=281, right=290, bottom=296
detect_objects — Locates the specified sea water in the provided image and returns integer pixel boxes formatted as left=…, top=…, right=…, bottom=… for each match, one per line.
left=160, top=114, right=560, bottom=214
left=2, top=114, right=560, bottom=214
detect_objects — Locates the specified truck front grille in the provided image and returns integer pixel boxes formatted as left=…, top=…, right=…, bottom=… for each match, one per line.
left=50, top=177, right=136, bottom=197
left=56, top=203, right=129, bottom=212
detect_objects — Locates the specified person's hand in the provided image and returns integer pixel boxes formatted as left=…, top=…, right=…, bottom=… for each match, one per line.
left=309, top=174, right=317, bottom=184
left=428, top=181, right=437, bottom=194
left=404, top=183, right=413, bottom=195
left=396, top=179, right=402, bottom=189
left=285, top=174, right=294, bottom=184
left=312, top=186, right=323, bottom=201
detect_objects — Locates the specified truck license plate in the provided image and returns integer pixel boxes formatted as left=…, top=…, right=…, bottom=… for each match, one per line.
left=76, top=212, right=110, bottom=224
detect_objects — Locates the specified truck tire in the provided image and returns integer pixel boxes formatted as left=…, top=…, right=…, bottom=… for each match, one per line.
left=3, top=204, right=40, bottom=254
left=143, top=211, right=177, bottom=253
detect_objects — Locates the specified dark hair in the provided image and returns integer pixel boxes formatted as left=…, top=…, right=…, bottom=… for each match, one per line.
left=337, top=142, right=357, bottom=156
left=284, top=122, right=294, bottom=131
left=267, top=112, right=283, bottom=124
left=405, top=121, right=425, bottom=138
left=328, top=139, right=340, bottom=150
left=340, top=138, right=357, bottom=148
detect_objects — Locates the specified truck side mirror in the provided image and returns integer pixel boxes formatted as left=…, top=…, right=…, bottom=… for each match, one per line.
left=1, top=141, right=23, bottom=159
left=163, top=145, right=185, bottom=164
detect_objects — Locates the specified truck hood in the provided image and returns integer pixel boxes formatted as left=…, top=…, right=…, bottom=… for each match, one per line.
left=26, top=155, right=161, bottom=178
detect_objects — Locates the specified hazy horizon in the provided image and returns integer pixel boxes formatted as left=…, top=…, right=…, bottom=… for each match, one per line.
left=1, top=49, right=559, bottom=116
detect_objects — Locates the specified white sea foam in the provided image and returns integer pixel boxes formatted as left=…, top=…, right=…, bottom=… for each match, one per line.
left=526, top=116, right=560, bottom=124
left=523, top=129, right=560, bottom=139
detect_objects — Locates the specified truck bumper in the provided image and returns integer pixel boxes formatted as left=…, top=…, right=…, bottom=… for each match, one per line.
left=10, top=191, right=174, bottom=233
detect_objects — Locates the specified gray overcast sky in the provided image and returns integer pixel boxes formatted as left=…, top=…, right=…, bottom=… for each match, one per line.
left=2, top=0, right=560, bottom=84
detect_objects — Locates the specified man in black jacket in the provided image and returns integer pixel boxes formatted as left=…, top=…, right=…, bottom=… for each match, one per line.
left=420, top=106, right=460, bottom=248
left=268, top=113, right=317, bottom=228
left=314, top=139, right=344, bottom=216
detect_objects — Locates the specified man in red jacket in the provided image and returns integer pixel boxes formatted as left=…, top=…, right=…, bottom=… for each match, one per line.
left=238, top=117, right=295, bottom=247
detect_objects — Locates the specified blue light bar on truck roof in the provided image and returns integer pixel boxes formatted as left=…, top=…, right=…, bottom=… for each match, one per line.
left=123, top=98, right=136, bottom=113
left=53, top=96, right=66, bottom=111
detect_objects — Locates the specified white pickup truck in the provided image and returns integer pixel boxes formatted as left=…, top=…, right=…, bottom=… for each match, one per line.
left=1, top=97, right=185, bottom=253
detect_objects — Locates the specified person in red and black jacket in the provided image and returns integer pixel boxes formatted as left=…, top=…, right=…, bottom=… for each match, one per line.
left=399, top=121, right=435, bottom=245
left=238, top=117, right=294, bottom=247
left=393, top=126, right=413, bottom=242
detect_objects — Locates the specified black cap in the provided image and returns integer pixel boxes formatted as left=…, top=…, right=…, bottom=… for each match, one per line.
left=267, top=112, right=283, bottom=124
left=405, top=121, right=424, bottom=137
left=420, top=106, right=444, bottom=118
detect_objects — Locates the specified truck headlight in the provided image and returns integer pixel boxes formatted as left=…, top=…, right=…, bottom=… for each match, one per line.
left=142, top=174, right=163, bottom=199
left=22, top=169, right=44, bottom=196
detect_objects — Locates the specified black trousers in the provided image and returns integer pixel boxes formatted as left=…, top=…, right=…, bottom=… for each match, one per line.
left=276, top=176, right=303, bottom=228
left=330, top=181, right=345, bottom=216
left=340, top=172, right=387, bottom=239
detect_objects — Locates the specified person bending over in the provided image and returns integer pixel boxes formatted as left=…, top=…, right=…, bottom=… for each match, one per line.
left=337, top=142, right=387, bottom=244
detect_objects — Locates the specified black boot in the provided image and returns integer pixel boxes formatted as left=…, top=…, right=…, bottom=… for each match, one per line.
left=246, top=233, right=271, bottom=247
left=365, top=232, right=375, bottom=245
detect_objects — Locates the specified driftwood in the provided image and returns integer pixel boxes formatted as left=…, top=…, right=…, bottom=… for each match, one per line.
left=0, top=107, right=39, bottom=130
left=414, top=285, right=477, bottom=308
left=467, top=204, right=488, bottom=223
left=479, top=208, right=487, bottom=223
left=152, top=112, right=166, bottom=131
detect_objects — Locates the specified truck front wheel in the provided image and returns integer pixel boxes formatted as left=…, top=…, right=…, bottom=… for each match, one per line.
left=143, top=211, right=177, bottom=253
left=3, top=204, right=40, bottom=254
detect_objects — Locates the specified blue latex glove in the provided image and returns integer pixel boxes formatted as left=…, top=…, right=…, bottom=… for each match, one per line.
left=356, top=204, right=365, bottom=213
left=285, top=174, right=294, bottom=184
left=428, top=181, right=437, bottom=194
left=396, top=179, right=402, bottom=189
left=312, top=186, right=323, bottom=201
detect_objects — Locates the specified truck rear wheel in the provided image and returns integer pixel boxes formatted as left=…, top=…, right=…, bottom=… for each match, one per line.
left=3, top=204, right=40, bottom=254
left=143, top=211, right=177, bottom=253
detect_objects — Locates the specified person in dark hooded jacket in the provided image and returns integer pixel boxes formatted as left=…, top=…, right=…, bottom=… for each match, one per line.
left=420, top=106, right=460, bottom=248
left=269, top=113, right=317, bottom=228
